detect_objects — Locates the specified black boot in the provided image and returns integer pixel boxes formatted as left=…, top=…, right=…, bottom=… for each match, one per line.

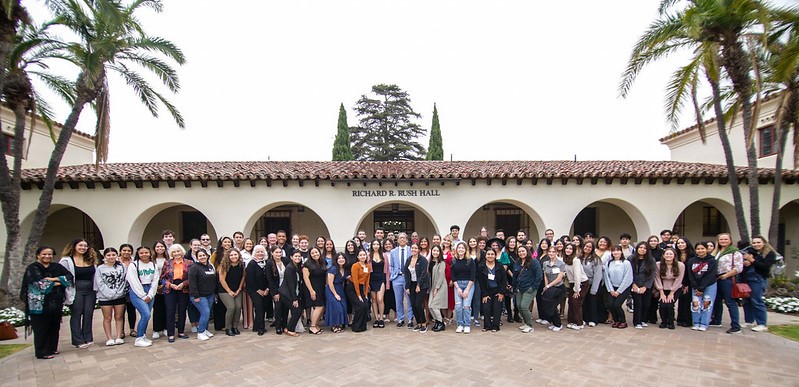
left=225, top=329, right=235, bottom=336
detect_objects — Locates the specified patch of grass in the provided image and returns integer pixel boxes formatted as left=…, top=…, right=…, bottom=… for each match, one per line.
left=769, top=325, right=799, bottom=342
left=0, top=344, right=31, bottom=359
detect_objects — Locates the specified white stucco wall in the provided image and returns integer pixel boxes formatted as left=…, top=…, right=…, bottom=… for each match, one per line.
left=1, top=109, right=95, bottom=169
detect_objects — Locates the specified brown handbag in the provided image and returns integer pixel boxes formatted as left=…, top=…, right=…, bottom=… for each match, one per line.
left=731, top=276, right=751, bottom=299
left=0, top=321, right=18, bottom=340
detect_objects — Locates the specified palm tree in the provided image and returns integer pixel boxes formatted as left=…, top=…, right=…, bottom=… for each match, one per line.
left=3, top=0, right=185, bottom=299
left=620, top=1, right=751, bottom=241
left=764, top=9, right=799, bottom=243
left=0, top=21, right=74, bottom=296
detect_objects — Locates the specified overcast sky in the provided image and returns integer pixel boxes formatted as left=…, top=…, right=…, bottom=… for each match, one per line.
left=30, top=0, right=721, bottom=163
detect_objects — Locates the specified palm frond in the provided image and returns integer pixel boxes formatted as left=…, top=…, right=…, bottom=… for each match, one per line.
left=118, top=51, right=179, bottom=92
left=30, top=71, right=77, bottom=106
left=129, top=36, right=186, bottom=65
left=93, top=76, right=111, bottom=165
left=665, top=51, right=703, bottom=131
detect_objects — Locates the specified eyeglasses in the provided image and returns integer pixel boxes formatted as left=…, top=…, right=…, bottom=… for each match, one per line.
left=201, top=238, right=210, bottom=241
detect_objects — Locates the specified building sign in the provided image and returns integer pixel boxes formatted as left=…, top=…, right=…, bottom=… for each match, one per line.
left=352, top=189, right=441, bottom=198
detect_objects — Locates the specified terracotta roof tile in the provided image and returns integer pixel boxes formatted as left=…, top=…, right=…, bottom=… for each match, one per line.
left=18, top=160, right=798, bottom=185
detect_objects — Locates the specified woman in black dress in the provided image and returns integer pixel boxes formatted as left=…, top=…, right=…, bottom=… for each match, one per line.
left=302, top=247, right=327, bottom=334
left=369, top=240, right=387, bottom=328
left=22, top=246, right=73, bottom=359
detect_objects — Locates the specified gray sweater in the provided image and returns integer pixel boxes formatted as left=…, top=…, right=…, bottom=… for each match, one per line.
left=604, top=259, right=633, bottom=293
left=94, top=263, right=128, bottom=301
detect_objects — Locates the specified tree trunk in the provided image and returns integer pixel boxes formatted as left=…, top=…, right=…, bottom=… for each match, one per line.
left=0, top=102, right=29, bottom=303
left=7, top=96, right=89, bottom=299
left=769, top=89, right=798, bottom=246
left=721, top=41, right=759, bottom=238
left=708, top=74, right=750, bottom=242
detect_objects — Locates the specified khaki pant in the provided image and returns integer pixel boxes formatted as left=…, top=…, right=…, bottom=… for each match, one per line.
left=218, top=292, right=243, bottom=329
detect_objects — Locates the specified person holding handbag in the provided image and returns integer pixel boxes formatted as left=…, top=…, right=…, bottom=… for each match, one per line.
left=742, top=236, right=777, bottom=332
left=712, top=233, right=744, bottom=334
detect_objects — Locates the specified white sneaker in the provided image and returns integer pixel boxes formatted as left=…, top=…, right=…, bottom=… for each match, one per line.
left=522, top=326, right=533, bottom=333
left=588, top=322, right=596, bottom=327
left=142, top=337, right=153, bottom=344
left=518, top=325, right=529, bottom=331
left=744, top=322, right=755, bottom=328
left=634, top=324, right=643, bottom=330
left=551, top=326, right=562, bottom=332
left=202, top=330, right=214, bottom=337
left=191, top=326, right=198, bottom=333
left=114, top=338, right=124, bottom=345
left=568, top=324, right=583, bottom=330
left=566, top=323, right=574, bottom=329
left=535, top=319, right=543, bottom=324
left=197, top=332, right=209, bottom=341
left=537, top=320, right=550, bottom=326
left=464, top=326, right=471, bottom=334
left=456, top=325, right=464, bottom=333
left=641, top=322, right=648, bottom=327
left=105, top=339, right=116, bottom=346
left=751, top=325, right=768, bottom=332
left=152, top=331, right=160, bottom=339
left=698, top=326, right=707, bottom=332
left=134, top=337, right=152, bottom=347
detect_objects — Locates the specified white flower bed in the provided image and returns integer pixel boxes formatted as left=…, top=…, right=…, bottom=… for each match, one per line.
left=0, top=307, right=25, bottom=327
left=765, top=297, right=799, bottom=314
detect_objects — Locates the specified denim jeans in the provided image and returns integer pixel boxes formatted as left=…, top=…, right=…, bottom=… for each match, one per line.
left=391, top=278, right=414, bottom=323
left=454, top=280, right=475, bottom=327
left=190, top=294, right=216, bottom=333
left=742, top=272, right=767, bottom=326
left=691, top=283, right=717, bottom=328
left=717, top=277, right=740, bottom=329
left=129, top=284, right=155, bottom=338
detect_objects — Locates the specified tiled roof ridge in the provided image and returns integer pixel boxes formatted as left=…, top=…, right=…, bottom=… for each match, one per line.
left=19, top=160, right=793, bottom=184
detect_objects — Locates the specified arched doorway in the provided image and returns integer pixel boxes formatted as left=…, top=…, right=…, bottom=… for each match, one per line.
left=672, top=199, right=732, bottom=245
left=778, top=200, right=799, bottom=275
left=570, top=200, right=642, bottom=242
left=138, top=204, right=217, bottom=246
left=247, top=203, right=331, bottom=241
left=464, top=201, right=542, bottom=240
left=355, top=202, right=438, bottom=241
left=36, top=206, right=105, bottom=253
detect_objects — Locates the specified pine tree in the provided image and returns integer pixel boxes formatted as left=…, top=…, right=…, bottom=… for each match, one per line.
left=426, top=103, right=443, bottom=160
left=350, top=84, right=426, bottom=161
left=332, top=103, right=353, bottom=161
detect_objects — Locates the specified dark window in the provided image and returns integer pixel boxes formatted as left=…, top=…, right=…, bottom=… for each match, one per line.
left=181, top=211, right=208, bottom=243
left=374, top=210, right=415, bottom=235
left=573, top=207, right=597, bottom=237
left=82, top=213, right=104, bottom=251
left=495, top=208, right=524, bottom=237
left=702, top=206, right=722, bottom=236
left=759, top=126, right=777, bottom=157
left=2, top=133, right=13, bottom=156
left=257, top=210, right=291, bottom=238
left=672, top=211, right=685, bottom=237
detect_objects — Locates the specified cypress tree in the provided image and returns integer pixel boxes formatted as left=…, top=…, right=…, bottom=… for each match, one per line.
left=332, top=103, right=353, bottom=161
left=426, top=103, right=443, bottom=160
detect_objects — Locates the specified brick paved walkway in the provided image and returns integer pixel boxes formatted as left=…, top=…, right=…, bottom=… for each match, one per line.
left=2, top=309, right=799, bottom=386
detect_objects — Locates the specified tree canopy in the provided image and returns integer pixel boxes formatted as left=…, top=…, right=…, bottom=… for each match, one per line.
left=350, top=84, right=426, bottom=161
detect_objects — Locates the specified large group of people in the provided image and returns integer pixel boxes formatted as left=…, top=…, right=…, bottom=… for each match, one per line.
left=20, top=225, right=778, bottom=360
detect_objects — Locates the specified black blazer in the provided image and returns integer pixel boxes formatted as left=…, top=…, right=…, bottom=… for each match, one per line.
left=279, top=262, right=303, bottom=302
left=245, top=260, right=269, bottom=294
left=477, top=261, right=508, bottom=295
left=266, top=258, right=282, bottom=297
left=403, top=255, right=430, bottom=291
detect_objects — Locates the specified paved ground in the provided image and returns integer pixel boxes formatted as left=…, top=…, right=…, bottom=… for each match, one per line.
left=2, top=308, right=799, bottom=386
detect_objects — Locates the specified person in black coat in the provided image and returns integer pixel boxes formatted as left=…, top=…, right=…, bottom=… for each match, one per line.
left=278, top=250, right=304, bottom=337
left=403, top=244, right=430, bottom=332
left=246, top=245, right=271, bottom=335
left=478, top=249, right=507, bottom=332
left=21, top=246, right=73, bottom=359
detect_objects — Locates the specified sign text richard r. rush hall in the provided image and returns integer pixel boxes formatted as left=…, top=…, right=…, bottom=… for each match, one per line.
left=352, top=189, right=441, bottom=198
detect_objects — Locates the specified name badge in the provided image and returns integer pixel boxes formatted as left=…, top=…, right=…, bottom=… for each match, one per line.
left=363, top=266, right=368, bottom=273
left=487, top=273, right=496, bottom=281
left=551, top=268, right=560, bottom=274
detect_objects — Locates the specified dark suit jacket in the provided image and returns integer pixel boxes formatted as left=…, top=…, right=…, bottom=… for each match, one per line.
left=403, top=255, right=430, bottom=291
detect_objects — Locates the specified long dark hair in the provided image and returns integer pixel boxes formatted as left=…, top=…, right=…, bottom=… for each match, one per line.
left=517, top=245, right=532, bottom=269
left=562, top=243, right=577, bottom=265
left=535, top=238, right=550, bottom=260
left=632, top=241, right=655, bottom=277
left=676, top=237, right=694, bottom=263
